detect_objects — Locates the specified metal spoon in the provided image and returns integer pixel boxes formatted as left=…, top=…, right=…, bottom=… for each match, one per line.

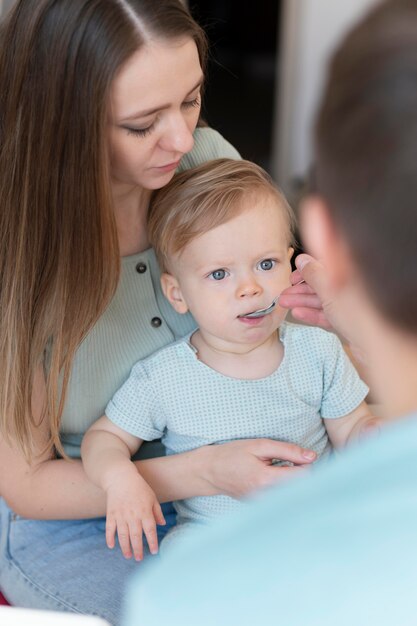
left=238, top=280, right=306, bottom=319
left=239, top=297, right=279, bottom=319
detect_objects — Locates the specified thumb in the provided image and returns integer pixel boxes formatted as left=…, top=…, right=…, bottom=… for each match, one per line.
left=294, top=253, right=315, bottom=271
left=295, top=254, right=331, bottom=303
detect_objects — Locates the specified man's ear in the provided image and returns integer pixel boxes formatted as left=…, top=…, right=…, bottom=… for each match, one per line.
left=160, top=273, right=189, bottom=314
left=300, top=195, right=355, bottom=289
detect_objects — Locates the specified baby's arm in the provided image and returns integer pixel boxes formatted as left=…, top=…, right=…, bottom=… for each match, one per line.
left=81, top=416, right=165, bottom=560
left=324, top=401, right=381, bottom=448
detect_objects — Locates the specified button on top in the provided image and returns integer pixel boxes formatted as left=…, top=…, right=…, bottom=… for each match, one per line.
left=151, top=317, right=162, bottom=328
left=136, top=262, right=147, bottom=274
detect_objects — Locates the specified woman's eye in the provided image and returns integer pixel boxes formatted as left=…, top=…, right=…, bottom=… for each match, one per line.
left=182, top=96, right=201, bottom=110
left=259, top=259, right=276, bottom=271
left=209, top=269, right=228, bottom=281
left=125, top=124, right=155, bottom=138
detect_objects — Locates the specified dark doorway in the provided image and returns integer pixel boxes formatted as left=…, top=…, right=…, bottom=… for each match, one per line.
left=189, top=1, right=281, bottom=173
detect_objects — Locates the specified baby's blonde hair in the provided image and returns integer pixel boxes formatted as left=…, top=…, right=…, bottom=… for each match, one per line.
left=148, top=158, right=296, bottom=271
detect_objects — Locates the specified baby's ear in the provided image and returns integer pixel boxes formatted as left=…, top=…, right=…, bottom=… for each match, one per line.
left=160, top=273, right=189, bottom=314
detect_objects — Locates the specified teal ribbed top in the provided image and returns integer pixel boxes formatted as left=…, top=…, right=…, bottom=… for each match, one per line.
left=60, top=128, right=240, bottom=457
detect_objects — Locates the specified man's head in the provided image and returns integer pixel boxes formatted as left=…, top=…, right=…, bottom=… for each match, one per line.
left=304, top=0, right=417, bottom=334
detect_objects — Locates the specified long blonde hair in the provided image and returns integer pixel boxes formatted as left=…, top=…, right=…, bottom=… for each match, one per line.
left=0, top=0, right=207, bottom=460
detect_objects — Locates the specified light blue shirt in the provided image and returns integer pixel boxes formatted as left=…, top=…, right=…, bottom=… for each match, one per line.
left=124, top=412, right=417, bottom=626
left=106, top=322, right=368, bottom=524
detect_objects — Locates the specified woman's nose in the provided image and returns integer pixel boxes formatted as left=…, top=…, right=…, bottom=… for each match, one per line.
left=160, top=114, right=195, bottom=155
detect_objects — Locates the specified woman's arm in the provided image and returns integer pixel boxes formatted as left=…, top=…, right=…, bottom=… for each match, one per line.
left=139, top=438, right=317, bottom=503
left=0, top=435, right=105, bottom=519
left=0, top=364, right=107, bottom=519
left=0, top=434, right=316, bottom=520
left=0, top=367, right=316, bottom=520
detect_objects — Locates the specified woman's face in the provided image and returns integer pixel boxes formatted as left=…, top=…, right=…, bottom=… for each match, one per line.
left=108, top=37, right=203, bottom=193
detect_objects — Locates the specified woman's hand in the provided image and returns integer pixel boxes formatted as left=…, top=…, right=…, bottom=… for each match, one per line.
left=202, top=438, right=317, bottom=499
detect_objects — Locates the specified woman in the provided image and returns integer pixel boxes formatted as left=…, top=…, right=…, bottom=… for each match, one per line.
left=0, top=1, right=315, bottom=623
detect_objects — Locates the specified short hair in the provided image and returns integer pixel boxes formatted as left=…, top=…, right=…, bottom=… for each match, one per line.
left=315, top=0, right=417, bottom=332
left=148, top=158, right=296, bottom=271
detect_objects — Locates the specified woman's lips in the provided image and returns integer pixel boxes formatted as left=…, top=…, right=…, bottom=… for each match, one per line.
left=153, top=160, right=181, bottom=173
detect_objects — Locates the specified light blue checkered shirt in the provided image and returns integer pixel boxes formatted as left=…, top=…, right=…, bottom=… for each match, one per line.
left=106, top=322, right=368, bottom=524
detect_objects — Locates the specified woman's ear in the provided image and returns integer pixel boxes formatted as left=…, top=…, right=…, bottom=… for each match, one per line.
left=300, top=195, right=355, bottom=289
left=160, top=273, right=189, bottom=314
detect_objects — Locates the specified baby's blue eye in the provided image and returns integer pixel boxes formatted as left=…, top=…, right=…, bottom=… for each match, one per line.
left=210, top=269, right=227, bottom=281
left=259, top=259, right=275, bottom=271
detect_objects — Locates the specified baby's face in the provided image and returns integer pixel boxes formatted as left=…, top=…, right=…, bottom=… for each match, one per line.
left=170, top=196, right=293, bottom=349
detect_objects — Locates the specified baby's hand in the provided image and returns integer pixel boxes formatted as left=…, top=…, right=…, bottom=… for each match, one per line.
left=105, top=474, right=166, bottom=561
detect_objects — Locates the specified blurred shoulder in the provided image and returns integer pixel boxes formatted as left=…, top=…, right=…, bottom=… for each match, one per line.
left=178, top=127, right=241, bottom=172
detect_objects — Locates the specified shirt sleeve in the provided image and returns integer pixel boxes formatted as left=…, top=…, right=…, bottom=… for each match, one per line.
left=320, top=333, right=369, bottom=419
left=105, top=361, right=164, bottom=441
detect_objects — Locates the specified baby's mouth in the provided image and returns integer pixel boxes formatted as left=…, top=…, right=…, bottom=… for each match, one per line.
left=238, top=297, right=279, bottom=319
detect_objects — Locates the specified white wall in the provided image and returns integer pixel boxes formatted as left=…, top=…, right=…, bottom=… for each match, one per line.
left=273, top=0, right=381, bottom=195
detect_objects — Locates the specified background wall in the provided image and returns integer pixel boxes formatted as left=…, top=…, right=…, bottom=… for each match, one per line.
left=191, top=0, right=280, bottom=171
left=273, top=0, right=381, bottom=196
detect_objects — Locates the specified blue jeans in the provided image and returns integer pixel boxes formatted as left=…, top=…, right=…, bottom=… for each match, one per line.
left=0, top=498, right=176, bottom=625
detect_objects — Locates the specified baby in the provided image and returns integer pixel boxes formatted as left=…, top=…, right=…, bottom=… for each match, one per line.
left=81, top=158, right=378, bottom=560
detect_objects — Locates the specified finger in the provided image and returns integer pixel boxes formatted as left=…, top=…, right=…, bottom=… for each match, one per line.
left=153, top=502, right=166, bottom=526
left=285, top=283, right=317, bottom=296
left=264, top=464, right=311, bottom=485
left=142, top=518, right=159, bottom=555
left=290, top=268, right=304, bottom=285
left=279, top=290, right=323, bottom=311
left=242, top=464, right=311, bottom=496
left=105, top=517, right=117, bottom=549
left=290, top=306, right=334, bottom=330
left=289, top=272, right=317, bottom=293
left=127, top=521, right=144, bottom=562
left=254, top=439, right=317, bottom=464
left=116, top=522, right=133, bottom=559
left=295, top=254, right=331, bottom=303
